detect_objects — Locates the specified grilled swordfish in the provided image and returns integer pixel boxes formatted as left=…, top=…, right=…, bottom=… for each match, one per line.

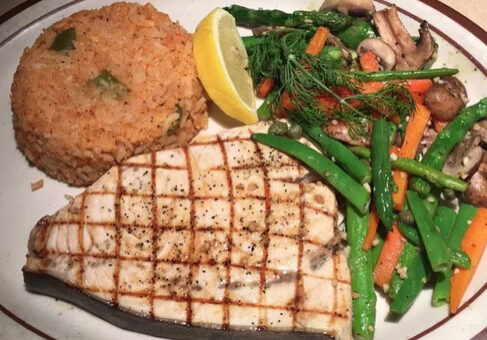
left=23, top=122, right=352, bottom=340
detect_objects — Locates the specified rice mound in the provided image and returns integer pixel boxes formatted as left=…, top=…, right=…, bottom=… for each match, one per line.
left=11, top=2, right=208, bottom=186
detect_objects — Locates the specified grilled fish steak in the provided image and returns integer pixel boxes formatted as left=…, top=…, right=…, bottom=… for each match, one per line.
left=23, top=123, right=352, bottom=340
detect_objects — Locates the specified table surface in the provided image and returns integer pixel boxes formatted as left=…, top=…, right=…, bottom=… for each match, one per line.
left=1, top=0, right=487, bottom=31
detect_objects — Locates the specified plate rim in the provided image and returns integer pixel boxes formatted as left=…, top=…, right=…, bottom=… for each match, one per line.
left=0, top=0, right=486, bottom=339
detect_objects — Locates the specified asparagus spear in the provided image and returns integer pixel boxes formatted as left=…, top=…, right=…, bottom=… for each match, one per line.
left=224, top=5, right=353, bottom=32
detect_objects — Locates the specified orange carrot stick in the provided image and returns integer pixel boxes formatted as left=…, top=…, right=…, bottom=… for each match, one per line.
left=305, top=26, right=329, bottom=56
left=363, top=207, right=380, bottom=251
left=360, top=51, right=380, bottom=72
left=391, top=103, right=431, bottom=211
left=257, top=77, right=275, bottom=98
left=373, top=223, right=405, bottom=288
left=450, top=208, right=487, bottom=314
left=405, top=79, right=433, bottom=94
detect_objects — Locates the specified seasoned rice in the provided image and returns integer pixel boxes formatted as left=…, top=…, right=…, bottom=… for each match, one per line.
left=11, top=2, right=208, bottom=186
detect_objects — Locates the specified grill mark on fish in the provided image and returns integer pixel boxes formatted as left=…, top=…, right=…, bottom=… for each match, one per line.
left=149, top=152, right=158, bottom=318
left=218, top=135, right=235, bottom=329
left=76, top=192, right=88, bottom=287
left=292, top=183, right=305, bottom=330
left=253, top=139, right=271, bottom=329
left=183, top=146, right=195, bottom=325
left=112, top=165, right=123, bottom=307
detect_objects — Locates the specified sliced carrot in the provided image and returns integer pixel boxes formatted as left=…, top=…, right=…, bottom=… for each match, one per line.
left=305, top=26, right=330, bottom=56
left=391, top=103, right=431, bottom=211
left=433, top=118, right=448, bottom=133
left=450, top=208, right=487, bottom=314
left=257, top=77, right=275, bottom=98
left=359, top=81, right=384, bottom=94
left=360, top=51, right=380, bottom=72
left=405, top=79, right=433, bottom=94
left=363, top=207, right=380, bottom=251
left=373, top=223, right=405, bottom=288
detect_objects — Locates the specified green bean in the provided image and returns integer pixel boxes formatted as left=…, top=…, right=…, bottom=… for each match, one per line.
left=50, top=27, right=76, bottom=51
left=407, top=191, right=451, bottom=273
left=392, top=157, right=467, bottom=192
left=346, top=204, right=376, bottom=340
left=224, top=5, right=353, bottom=32
left=349, top=146, right=371, bottom=159
left=370, top=233, right=385, bottom=269
left=398, top=223, right=421, bottom=246
left=390, top=251, right=431, bottom=314
left=410, top=97, right=487, bottom=196
left=257, top=90, right=280, bottom=121
left=447, top=203, right=478, bottom=251
left=371, top=119, right=394, bottom=229
left=432, top=204, right=477, bottom=306
left=388, top=242, right=419, bottom=299
left=348, top=146, right=466, bottom=191
left=301, top=123, right=371, bottom=183
left=349, top=68, right=458, bottom=82
left=448, top=248, right=471, bottom=269
left=252, top=133, right=370, bottom=213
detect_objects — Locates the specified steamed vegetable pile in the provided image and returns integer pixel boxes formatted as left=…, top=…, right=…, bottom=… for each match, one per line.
left=226, top=2, right=487, bottom=339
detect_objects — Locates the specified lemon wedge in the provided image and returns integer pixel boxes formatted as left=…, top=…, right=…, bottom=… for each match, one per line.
left=193, top=8, right=257, bottom=125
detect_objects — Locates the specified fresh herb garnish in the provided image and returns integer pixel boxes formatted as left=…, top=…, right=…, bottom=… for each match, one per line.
left=167, top=104, right=183, bottom=136
left=49, top=28, right=76, bottom=52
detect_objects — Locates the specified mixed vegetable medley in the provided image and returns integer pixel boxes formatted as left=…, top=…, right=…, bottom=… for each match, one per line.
left=225, top=1, right=487, bottom=339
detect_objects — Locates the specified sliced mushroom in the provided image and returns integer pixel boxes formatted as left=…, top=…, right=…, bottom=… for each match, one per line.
left=357, top=38, right=396, bottom=70
left=464, top=154, right=487, bottom=208
left=472, top=120, right=487, bottom=145
left=424, top=77, right=468, bottom=121
left=442, top=135, right=484, bottom=180
left=327, top=33, right=352, bottom=61
left=323, top=120, right=370, bottom=146
left=320, top=0, right=375, bottom=17
left=372, top=6, right=436, bottom=70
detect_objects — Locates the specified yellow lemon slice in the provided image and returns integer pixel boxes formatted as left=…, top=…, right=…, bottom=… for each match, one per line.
left=193, top=8, right=257, bottom=125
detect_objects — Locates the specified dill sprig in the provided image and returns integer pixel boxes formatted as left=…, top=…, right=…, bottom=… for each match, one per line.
left=246, top=30, right=416, bottom=129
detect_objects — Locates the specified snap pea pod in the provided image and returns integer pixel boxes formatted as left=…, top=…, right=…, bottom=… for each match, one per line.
left=448, top=248, right=471, bottom=269
left=224, top=5, right=353, bottom=32
left=371, top=119, right=394, bottom=229
left=370, top=233, right=385, bottom=268
left=349, top=68, right=458, bottom=82
left=301, top=123, right=371, bottom=183
left=410, top=97, right=487, bottom=196
left=348, top=147, right=466, bottom=191
left=432, top=204, right=477, bottom=305
left=407, top=191, right=451, bottom=273
left=346, top=204, right=376, bottom=340
left=336, top=19, right=375, bottom=49
left=252, top=133, right=370, bottom=213
left=398, top=223, right=421, bottom=246
left=390, top=251, right=431, bottom=314
left=434, top=206, right=457, bottom=240
left=388, top=242, right=419, bottom=299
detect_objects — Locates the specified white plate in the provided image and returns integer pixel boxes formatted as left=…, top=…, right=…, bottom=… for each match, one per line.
left=0, top=1, right=486, bottom=339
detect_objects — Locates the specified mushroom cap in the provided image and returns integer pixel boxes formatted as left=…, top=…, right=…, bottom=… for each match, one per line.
left=320, top=0, right=375, bottom=16
left=424, top=77, right=467, bottom=121
left=357, top=38, right=396, bottom=70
